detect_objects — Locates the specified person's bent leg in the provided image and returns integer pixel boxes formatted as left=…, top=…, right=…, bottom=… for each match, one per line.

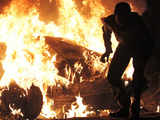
left=107, top=45, right=131, bottom=117
left=131, top=57, right=148, bottom=120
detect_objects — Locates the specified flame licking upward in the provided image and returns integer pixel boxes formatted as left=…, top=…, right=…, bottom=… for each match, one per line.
left=66, top=94, right=94, bottom=118
left=0, top=0, right=134, bottom=118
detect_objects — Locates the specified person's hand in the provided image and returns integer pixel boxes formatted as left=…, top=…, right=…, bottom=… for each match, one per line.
left=100, top=54, right=106, bottom=63
left=101, top=17, right=106, bottom=24
left=100, top=52, right=110, bottom=63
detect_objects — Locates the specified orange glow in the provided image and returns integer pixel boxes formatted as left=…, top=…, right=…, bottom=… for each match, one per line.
left=0, top=0, right=134, bottom=118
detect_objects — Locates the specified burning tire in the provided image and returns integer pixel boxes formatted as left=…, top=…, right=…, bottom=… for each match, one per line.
left=0, top=82, right=43, bottom=120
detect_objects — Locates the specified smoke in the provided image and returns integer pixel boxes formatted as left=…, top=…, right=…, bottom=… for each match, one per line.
left=39, top=0, right=93, bottom=24
left=0, top=0, right=12, bottom=14
left=32, top=0, right=146, bottom=24
left=101, top=0, right=146, bottom=15
left=11, top=0, right=39, bottom=16
left=0, top=0, right=40, bottom=15
left=72, top=0, right=92, bottom=18
left=39, top=0, right=60, bottom=24
left=0, top=0, right=147, bottom=24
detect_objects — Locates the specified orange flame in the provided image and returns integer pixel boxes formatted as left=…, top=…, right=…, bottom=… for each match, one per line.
left=0, top=0, right=134, bottom=118
left=66, top=94, right=94, bottom=118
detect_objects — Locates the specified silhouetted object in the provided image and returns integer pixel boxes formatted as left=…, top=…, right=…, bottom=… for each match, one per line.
left=45, top=36, right=101, bottom=82
left=0, top=82, right=43, bottom=120
left=101, top=2, right=153, bottom=120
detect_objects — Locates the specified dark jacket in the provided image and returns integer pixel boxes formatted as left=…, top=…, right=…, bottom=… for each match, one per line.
left=102, top=12, right=153, bottom=57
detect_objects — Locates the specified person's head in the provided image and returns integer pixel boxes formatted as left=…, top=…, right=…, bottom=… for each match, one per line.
left=114, top=2, right=131, bottom=25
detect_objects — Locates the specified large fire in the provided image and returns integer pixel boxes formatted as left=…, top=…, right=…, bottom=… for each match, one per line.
left=0, top=0, right=134, bottom=119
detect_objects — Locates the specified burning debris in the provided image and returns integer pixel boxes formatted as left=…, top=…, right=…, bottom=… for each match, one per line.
left=45, top=36, right=104, bottom=82
left=0, top=0, right=159, bottom=119
left=0, top=82, right=43, bottom=120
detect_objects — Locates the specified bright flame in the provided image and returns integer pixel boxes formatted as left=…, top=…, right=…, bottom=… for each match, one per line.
left=122, top=58, right=135, bottom=80
left=66, top=94, right=94, bottom=118
left=0, top=0, right=135, bottom=118
left=9, top=105, right=23, bottom=116
left=157, top=105, right=160, bottom=113
left=40, top=95, right=56, bottom=118
left=99, top=109, right=110, bottom=117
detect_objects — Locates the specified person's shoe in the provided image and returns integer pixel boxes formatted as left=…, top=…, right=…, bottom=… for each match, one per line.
left=130, top=114, right=140, bottom=120
left=131, top=100, right=140, bottom=120
left=109, top=108, right=129, bottom=118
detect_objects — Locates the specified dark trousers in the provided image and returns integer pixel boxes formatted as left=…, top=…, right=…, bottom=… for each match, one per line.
left=107, top=44, right=148, bottom=110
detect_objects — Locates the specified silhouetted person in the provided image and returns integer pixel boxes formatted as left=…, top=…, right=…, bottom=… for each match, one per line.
left=100, top=2, right=153, bottom=119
